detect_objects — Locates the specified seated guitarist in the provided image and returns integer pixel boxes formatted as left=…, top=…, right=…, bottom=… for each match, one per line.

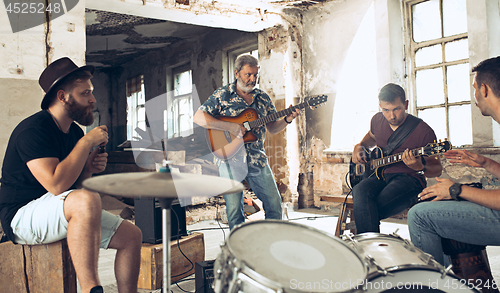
left=193, top=54, right=300, bottom=230
left=351, top=83, right=442, bottom=234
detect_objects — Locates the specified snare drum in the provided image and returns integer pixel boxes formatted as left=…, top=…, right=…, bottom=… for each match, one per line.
left=213, top=220, right=367, bottom=293
left=343, top=233, right=479, bottom=293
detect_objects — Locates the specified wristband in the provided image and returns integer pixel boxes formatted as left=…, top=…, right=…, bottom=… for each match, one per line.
left=416, top=165, right=426, bottom=175
left=284, top=117, right=292, bottom=124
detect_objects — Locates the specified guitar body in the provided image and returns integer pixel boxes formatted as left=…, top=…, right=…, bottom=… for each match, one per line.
left=205, top=108, right=259, bottom=160
left=348, top=147, right=385, bottom=188
left=204, top=95, right=329, bottom=160
left=348, top=140, right=451, bottom=189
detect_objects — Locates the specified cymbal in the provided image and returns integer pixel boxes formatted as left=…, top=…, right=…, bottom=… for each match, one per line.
left=82, top=171, right=245, bottom=198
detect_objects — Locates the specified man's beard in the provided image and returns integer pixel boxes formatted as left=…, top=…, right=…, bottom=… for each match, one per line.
left=237, top=78, right=256, bottom=93
left=65, top=95, right=94, bottom=126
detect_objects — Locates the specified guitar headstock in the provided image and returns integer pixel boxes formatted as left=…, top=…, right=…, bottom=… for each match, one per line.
left=422, top=139, right=452, bottom=156
left=306, top=95, right=328, bottom=108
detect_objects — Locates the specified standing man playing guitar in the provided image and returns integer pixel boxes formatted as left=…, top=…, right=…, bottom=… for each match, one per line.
left=351, top=83, right=442, bottom=233
left=193, top=54, right=300, bottom=230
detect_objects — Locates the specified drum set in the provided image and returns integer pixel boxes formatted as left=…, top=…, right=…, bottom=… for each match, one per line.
left=213, top=221, right=480, bottom=293
left=83, top=167, right=479, bottom=293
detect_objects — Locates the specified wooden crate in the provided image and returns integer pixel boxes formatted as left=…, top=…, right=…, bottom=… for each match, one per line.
left=138, top=232, right=205, bottom=290
left=0, top=239, right=77, bottom=293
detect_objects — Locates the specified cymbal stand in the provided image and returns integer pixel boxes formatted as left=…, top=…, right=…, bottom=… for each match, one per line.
left=159, top=197, right=173, bottom=293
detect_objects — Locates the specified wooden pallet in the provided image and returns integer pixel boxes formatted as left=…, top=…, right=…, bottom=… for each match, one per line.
left=138, top=232, right=205, bottom=290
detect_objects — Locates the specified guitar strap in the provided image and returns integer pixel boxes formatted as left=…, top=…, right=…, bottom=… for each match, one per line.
left=383, top=114, right=422, bottom=156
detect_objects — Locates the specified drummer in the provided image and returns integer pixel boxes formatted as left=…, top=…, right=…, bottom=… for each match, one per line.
left=193, top=54, right=300, bottom=230
left=0, top=57, right=142, bottom=293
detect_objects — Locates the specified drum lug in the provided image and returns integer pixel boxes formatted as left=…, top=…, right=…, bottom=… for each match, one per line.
left=344, top=233, right=364, bottom=253
left=442, top=264, right=454, bottom=279
left=366, top=254, right=392, bottom=276
left=227, top=278, right=241, bottom=293
left=403, top=239, right=417, bottom=252
left=419, top=252, right=435, bottom=265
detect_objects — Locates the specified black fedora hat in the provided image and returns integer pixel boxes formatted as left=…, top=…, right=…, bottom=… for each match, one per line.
left=39, top=57, right=95, bottom=109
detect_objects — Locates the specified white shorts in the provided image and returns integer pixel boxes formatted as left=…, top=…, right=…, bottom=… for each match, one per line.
left=10, top=190, right=123, bottom=249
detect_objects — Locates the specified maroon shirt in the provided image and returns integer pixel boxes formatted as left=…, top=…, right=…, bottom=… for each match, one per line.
left=370, top=112, right=437, bottom=187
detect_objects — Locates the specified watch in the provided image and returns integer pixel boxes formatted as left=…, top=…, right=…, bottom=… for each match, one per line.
left=416, top=166, right=426, bottom=175
left=449, top=183, right=463, bottom=201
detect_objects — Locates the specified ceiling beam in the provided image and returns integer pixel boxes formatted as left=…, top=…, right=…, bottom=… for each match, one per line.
left=85, top=0, right=286, bottom=32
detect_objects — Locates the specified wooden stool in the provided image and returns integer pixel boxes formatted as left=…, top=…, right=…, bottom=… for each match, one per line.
left=0, top=239, right=77, bottom=293
left=320, top=195, right=356, bottom=237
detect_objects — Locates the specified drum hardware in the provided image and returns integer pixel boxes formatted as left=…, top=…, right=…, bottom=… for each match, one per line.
left=83, top=165, right=244, bottom=293
left=344, top=232, right=479, bottom=292
left=444, top=264, right=456, bottom=278
left=418, top=251, right=436, bottom=265
left=365, top=254, right=392, bottom=276
left=343, top=233, right=361, bottom=251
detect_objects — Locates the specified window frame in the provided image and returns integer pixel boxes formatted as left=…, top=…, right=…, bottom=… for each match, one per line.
left=126, top=75, right=146, bottom=141
left=225, top=45, right=259, bottom=84
left=168, top=64, right=194, bottom=138
left=403, top=0, right=471, bottom=145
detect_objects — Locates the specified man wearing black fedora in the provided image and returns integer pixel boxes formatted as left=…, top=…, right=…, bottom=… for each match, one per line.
left=0, top=57, right=142, bottom=293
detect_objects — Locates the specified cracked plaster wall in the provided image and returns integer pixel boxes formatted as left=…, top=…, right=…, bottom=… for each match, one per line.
left=258, top=18, right=305, bottom=206
left=0, top=1, right=87, bottom=176
left=91, top=29, right=258, bottom=153
left=301, top=0, right=500, bottom=206
left=300, top=0, right=405, bottom=202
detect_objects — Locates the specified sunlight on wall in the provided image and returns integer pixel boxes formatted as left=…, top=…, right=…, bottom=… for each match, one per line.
left=328, top=2, right=380, bottom=151
left=284, top=50, right=300, bottom=193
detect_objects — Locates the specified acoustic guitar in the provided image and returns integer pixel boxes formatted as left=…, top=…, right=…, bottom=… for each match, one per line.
left=348, top=140, right=451, bottom=188
left=206, top=95, right=328, bottom=160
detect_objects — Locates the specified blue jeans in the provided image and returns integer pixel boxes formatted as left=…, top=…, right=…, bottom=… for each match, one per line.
left=219, top=161, right=282, bottom=230
left=352, top=173, right=422, bottom=233
left=408, top=200, right=500, bottom=266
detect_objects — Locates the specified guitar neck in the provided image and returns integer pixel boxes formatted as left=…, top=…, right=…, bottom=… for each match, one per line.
left=370, top=147, right=423, bottom=169
left=248, top=101, right=309, bottom=128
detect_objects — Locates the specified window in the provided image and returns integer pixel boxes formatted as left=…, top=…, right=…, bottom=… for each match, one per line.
left=228, top=48, right=258, bottom=84
left=404, top=0, right=471, bottom=146
left=126, top=75, right=146, bottom=141
left=167, top=66, right=193, bottom=138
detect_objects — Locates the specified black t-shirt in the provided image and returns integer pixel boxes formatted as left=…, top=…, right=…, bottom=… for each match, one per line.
left=0, top=110, right=84, bottom=242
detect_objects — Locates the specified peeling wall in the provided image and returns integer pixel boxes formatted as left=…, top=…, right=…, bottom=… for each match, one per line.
left=91, top=28, right=258, bottom=152
left=259, top=13, right=306, bottom=206
left=301, top=0, right=500, bottom=202
left=0, top=1, right=87, bottom=176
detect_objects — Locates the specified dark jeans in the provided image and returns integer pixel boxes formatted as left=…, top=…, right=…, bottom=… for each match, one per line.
left=352, top=173, right=423, bottom=233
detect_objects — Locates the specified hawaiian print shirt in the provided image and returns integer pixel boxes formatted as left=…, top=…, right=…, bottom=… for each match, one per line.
left=199, top=81, right=277, bottom=168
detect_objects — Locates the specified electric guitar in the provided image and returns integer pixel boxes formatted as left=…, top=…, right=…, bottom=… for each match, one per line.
left=348, top=140, right=451, bottom=188
left=206, top=95, right=328, bottom=160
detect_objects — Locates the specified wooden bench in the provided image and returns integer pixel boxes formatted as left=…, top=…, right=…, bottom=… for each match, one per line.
left=0, top=239, right=77, bottom=293
left=320, top=195, right=356, bottom=237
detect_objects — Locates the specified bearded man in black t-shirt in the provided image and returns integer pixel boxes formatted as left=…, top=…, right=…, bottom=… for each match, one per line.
left=0, top=57, right=142, bottom=293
